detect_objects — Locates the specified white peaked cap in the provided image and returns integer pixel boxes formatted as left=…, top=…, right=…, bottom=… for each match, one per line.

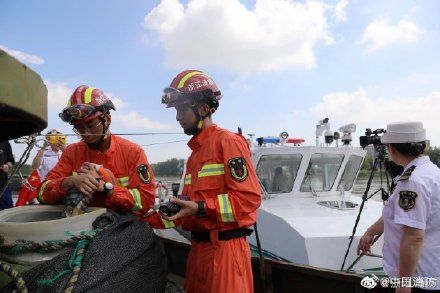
left=381, top=121, right=426, bottom=144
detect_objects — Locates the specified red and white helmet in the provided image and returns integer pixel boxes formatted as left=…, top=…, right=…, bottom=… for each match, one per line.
left=59, top=85, right=115, bottom=125
left=161, top=70, right=222, bottom=109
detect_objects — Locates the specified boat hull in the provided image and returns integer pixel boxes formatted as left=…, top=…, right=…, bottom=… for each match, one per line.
left=160, top=236, right=390, bottom=293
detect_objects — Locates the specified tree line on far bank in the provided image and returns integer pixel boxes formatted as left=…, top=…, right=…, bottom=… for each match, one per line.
left=361, top=146, right=440, bottom=171
left=151, top=158, right=185, bottom=177
left=12, top=147, right=440, bottom=178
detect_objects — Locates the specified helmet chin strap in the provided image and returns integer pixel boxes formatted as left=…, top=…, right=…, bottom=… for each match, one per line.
left=85, top=115, right=109, bottom=149
left=186, top=104, right=211, bottom=136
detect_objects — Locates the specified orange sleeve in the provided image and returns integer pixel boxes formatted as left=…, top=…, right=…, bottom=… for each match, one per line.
left=205, top=135, right=262, bottom=227
left=37, top=146, right=74, bottom=204
left=106, top=148, right=156, bottom=217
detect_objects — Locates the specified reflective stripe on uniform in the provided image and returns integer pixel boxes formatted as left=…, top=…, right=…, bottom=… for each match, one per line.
left=161, top=217, right=175, bottom=228
left=84, top=87, right=94, bottom=104
left=117, top=176, right=129, bottom=187
left=184, top=174, right=191, bottom=185
left=198, top=163, right=225, bottom=178
left=129, top=188, right=143, bottom=211
left=218, top=193, right=235, bottom=222
left=177, top=71, right=203, bottom=89
left=72, top=171, right=77, bottom=175
left=38, top=180, right=52, bottom=203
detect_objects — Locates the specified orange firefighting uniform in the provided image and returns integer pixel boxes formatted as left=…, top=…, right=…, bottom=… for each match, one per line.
left=38, top=135, right=155, bottom=217
left=148, top=124, right=261, bottom=293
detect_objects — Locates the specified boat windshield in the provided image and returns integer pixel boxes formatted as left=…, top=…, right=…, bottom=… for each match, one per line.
left=256, top=154, right=302, bottom=194
left=337, top=155, right=364, bottom=191
left=301, top=154, right=344, bottom=192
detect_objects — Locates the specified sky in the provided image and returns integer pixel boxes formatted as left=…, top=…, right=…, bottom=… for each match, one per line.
left=1, top=0, right=440, bottom=163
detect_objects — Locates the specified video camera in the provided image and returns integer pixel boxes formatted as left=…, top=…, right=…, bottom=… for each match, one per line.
left=359, top=128, right=385, bottom=148
left=359, top=127, right=404, bottom=180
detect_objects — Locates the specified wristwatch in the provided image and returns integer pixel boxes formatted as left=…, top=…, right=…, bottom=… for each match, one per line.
left=196, top=201, right=206, bottom=218
left=103, top=182, right=114, bottom=195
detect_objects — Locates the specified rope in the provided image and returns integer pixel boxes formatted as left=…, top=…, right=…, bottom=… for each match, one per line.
left=0, top=260, right=28, bottom=293
left=141, top=139, right=188, bottom=147
left=0, top=221, right=111, bottom=293
left=0, top=230, right=100, bottom=255
left=0, top=134, right=37, bottom=199
left=34, top=132, right=185, bottom=137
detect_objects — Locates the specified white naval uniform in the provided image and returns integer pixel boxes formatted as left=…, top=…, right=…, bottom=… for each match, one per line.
left=382, top=156, right=440, bottom=290
left=38, top=147, right=62, bottom=180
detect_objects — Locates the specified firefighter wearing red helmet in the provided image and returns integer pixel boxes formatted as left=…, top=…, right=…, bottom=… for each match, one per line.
left=38, top=85, right=156, bottom=219
left=149, top=70, right=261, bottom=292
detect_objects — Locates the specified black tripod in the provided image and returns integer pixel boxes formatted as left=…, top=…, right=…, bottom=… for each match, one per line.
left=340, top=145, right=391, bottom=271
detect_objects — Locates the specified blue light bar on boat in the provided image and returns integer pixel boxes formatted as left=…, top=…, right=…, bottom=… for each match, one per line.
left=256, top=137, right=281, bottom=144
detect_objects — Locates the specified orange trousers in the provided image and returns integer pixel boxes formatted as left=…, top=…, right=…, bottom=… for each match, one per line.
left=185, top=237, right=253, bottom=293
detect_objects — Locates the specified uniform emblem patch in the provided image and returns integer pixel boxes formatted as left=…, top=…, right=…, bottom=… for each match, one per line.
left=228, top=157, right=248, bottom=182
left=137, top=164, right=151, bottom=184
left=399, top=190, right=417, bottom=211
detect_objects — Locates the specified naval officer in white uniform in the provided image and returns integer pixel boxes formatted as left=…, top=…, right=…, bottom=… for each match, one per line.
left=357, top=122, right=440, bottom=292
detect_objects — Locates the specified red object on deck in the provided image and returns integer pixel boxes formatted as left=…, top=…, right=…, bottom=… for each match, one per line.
left=15, top=170, right=41, bottom=206
left=287, top=138, right=305, bottom=145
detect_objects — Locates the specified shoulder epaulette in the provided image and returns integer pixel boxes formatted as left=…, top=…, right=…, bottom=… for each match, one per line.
left=398, top=165, right=416, bottom=181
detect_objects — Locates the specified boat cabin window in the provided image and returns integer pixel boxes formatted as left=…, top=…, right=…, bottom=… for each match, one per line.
left=337, top=155, right=363, bottom=191
left=300, top=154, right=344, bottom=192
left=256, top=154, right=302, bottom=193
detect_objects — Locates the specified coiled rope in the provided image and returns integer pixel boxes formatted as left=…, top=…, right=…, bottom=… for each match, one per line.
left=0, top=221, right=112, bottom=293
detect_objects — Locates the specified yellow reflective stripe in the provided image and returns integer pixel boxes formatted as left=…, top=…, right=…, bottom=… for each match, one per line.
left=37, top=180, right=52, bottom=203
left=72, top=171, right=77, bottom=175
left=184, top=174, right=191, bottom=185
left=198, top=163, right=225, bottom=178
left=177, top=71, right=203, bottom=89
left=67, top=98, right=72, bottom=107
left=84, top=87, right=94, bottom=104
left=129, top=188, right=143, bottom=211
left=218, top=193, right=235, bottom=222
left=117, top=176, right=129, bottom=187
left=161, top=217, right=175, bottom=228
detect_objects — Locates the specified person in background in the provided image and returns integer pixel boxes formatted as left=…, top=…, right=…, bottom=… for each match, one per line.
left=16, top=129, right=66, bottom=206
left=357, top=122, right=440, bottom=293
left=272, top=166, right=290, bottom=192
left=148, top=70, right=261, bottom=292
left=155, top=180, right=168, bottom=202
left=0, top=141, right=15, bottom=210
left=37, top=85, right=156, bottom=217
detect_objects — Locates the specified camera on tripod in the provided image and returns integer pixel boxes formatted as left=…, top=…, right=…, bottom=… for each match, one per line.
left=359, top=128, right=386, bottom=148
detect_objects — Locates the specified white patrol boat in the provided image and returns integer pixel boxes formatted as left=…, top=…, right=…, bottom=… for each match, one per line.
left=247, top=119, right=384, bottom=272
left=157, top=119, right=385, bottom=274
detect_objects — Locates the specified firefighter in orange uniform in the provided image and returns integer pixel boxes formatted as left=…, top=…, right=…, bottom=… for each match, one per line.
left=37, top=85, right=155, bottom=217
left=149, top=70, right=261, bottom=292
